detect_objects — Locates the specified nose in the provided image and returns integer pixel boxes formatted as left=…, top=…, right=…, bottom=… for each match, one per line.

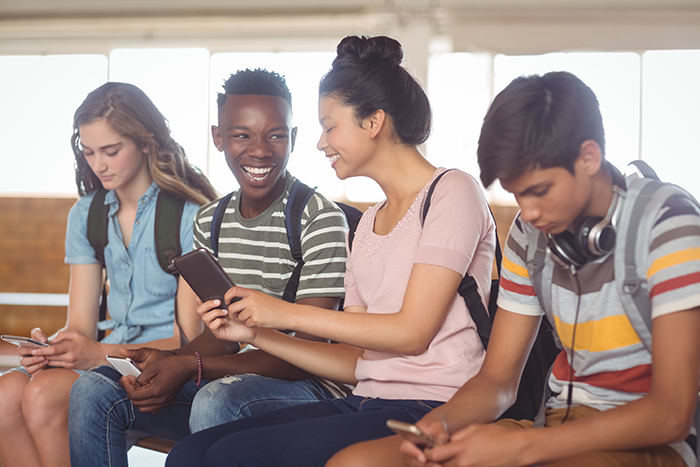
left=518, top=199, right=540, bottom=224
left=316, top=131, right=327, bottom=152
left=247, top=139, right=272, bottom=159
left=90, top=153, right=108, bottom=173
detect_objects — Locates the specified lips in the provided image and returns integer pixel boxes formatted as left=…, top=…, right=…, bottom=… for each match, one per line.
left=327, top=154, right=340, bottom=168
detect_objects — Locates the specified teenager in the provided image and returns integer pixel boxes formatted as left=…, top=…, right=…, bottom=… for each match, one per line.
left=330, top=71, right=700, bottom=467
left=0, top=82, right=216, bottom=467
left=164, top=35, right=496, bottom=467
left=68, top=69, right=351, bottom=467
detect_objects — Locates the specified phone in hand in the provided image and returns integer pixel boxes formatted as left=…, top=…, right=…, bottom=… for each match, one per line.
left=106, top=355, right=143, bottom=378
left=386, top=419, right=438, bottom=447
left=172, top=248, right=238, bottom=309
left=1, top=335, right=50, bottom=348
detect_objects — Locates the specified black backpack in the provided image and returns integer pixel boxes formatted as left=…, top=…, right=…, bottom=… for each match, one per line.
left=209, top=179, right=362, bottom=304
left=348, top=170, right=559, bottom=421
left=87, top=187, right=186, bottom=339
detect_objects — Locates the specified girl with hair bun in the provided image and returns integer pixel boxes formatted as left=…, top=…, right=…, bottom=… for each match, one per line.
left=0, top=82, right=216, bottom=467
left=166, top=35, right=495, bottom=467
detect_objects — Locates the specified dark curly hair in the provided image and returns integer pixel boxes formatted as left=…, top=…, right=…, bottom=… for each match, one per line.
left=217, top=69, right=292, bottom=118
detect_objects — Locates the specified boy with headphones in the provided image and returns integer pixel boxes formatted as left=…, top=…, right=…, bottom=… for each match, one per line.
left=327, top=71, right=700, bottom=467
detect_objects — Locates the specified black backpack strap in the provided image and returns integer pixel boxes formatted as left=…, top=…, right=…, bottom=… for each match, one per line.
left=87, top=188, right=109, bottom=341
left=282, top=180, right=316, bottom=303
left=87, top=187, right=109, bottom=268
left=154, top=190, right=186, bottom=275
left=422, top=170, right=501, bottom=350
left=211, top=192, right=235, bottom=258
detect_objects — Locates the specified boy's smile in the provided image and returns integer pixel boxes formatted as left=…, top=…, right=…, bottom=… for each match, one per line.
left=212, top=94, right=297, bottom=218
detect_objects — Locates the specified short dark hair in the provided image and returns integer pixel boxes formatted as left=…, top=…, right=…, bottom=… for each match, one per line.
left=319, top=35, right=431, bottom=146
left=217, top=69, right=292, bottom=115
left=477, top=71, right=605, bottom=188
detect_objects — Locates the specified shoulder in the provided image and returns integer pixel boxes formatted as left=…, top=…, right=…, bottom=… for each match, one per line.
left=194, top=192, right=236, bottom=226
left=431, top=169, right=489, bottom=207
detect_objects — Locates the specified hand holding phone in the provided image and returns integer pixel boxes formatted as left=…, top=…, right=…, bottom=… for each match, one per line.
left=106, top=355, right=143, bottom=378
left=172, top=248, right=238, bottom=309
left=1, top=335, right=50, bottom=348
left=387, top=419, right=438, bottom=447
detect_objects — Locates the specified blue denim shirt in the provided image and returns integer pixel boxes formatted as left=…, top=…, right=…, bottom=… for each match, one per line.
left=64, top=183, right=200, bottom=344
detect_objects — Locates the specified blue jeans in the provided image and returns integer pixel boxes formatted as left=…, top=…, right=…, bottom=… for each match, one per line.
left=165, top=394, right=443, bottom=467
left=69, top=366, right=338, bottom=467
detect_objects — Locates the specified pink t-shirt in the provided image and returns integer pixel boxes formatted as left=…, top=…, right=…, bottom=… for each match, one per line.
left=346, top=168, right=496, bottom=402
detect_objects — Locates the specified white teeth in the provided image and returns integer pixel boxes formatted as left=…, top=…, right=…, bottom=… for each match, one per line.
left=244, top=166, right=273, bottom=175
left=329, top=155, right=340, bottom=164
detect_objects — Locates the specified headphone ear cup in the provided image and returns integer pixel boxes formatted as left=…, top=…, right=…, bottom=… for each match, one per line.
left=578, top=215, right=616, bottom=257
left=549, top=230, right=588, bottom=269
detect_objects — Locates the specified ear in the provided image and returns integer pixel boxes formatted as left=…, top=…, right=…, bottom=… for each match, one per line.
left=363, top=109, right=386, bottom=139
left=211, top=125, right=224, bottom=152
left=290, top=127, right=298, bottom=153
left=576, top=140, right=603, bottom=176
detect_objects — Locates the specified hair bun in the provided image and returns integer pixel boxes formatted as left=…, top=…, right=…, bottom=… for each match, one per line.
left=335, top=35, right=403, bottom=67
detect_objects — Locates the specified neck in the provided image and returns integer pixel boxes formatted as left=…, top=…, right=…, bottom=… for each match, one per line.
left=115, top=169, right=154, bottom=207
left=369, top=144, right=436, bottom=207
left=580, top=163, right=615, bottom=220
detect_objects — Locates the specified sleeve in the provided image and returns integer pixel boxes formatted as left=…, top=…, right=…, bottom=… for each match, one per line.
left=496, top=214, right=544, bottom=317
left=64, top=194, right=100, bottom=265
left=295, top=192, right=348, bottom=300
left=414, top=170, right=492, bottom=276
left=179, top=201, right=200, bottom=255
left=646, top=194, right=700, bottom=319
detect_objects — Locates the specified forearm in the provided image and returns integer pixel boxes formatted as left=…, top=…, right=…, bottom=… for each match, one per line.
left=515, top=394, right=695, bottom=466
left=251, top=328, right=361, bottom=384
left=199, top=349, right=314, bottom=381
left=172, top=327, right=240, bottom=356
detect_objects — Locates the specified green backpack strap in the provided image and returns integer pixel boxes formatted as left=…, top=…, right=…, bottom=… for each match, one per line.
left=87, top=188, right=110, bottom=267
left=154, top=190, right=186, bottom=275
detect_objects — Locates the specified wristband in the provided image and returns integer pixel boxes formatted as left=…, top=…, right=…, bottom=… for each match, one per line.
left=194, top=351, right=202, bottom=387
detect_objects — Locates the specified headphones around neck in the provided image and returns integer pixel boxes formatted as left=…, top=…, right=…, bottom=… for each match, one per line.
left=547, top=183, right=625, bottom=271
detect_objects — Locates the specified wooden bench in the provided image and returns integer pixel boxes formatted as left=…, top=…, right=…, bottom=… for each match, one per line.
left=135, top=437, right=175, bottom=454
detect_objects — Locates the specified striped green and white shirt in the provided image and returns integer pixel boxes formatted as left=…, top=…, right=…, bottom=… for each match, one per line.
left=193, top=173, right=348, bottom=301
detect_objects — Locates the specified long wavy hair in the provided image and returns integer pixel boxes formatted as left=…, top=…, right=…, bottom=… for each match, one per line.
left=71, top=82, right=217, bottom=205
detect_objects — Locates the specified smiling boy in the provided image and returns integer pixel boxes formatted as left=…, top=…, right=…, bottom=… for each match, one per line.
left=328, top=71, right=700, bottom=467
left=69, top=69, right=351, bottom=467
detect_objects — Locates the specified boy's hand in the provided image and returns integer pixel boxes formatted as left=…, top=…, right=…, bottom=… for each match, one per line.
left=118, top=347, right=167, bottom=370
left=120, top=354, right=197, bottom=413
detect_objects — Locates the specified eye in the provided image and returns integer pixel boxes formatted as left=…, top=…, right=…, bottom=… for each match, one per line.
left=83, top=150, right=94, bottom=157
left=232, top=133, right=249, bottom=139
left=325, top=127, right=334, bottom=134
left=270, top=134, right=288, bottom=140
left=106, top=150, right=119, bottom=157
left=532, top=188, right=549, bottom=197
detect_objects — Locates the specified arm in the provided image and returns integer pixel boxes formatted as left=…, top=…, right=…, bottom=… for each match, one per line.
left=229, top=262, right=463, bottom=355
left=424, top=308, right=700, bottom=467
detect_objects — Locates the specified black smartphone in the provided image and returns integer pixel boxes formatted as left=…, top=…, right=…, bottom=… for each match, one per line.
left=172, top=248, right=238, bottom=308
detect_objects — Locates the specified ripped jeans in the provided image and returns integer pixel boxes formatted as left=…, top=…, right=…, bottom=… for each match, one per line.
left=68, top=366, right=338, bottom=467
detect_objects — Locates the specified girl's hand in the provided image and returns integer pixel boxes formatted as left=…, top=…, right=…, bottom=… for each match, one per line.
left=424, top=423, right=527, bottom=467
left=226, top=287, right=292, bottom=330
left=18, top=328, right=50, bottom=374
left=196, top=296, right=257, bottom=344
left=36, top=330, right=103, bottom=370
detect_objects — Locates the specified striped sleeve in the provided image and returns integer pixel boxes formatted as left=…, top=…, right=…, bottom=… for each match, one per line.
left=296, top=192, right=348, bottom=300
left=497, top=213, right=545, bottom=316
left=646, top=195, right=700, bottom=318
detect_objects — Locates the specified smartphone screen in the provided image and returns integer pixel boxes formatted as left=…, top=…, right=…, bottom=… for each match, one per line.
left=1, top=335, right=50, bottom=348
left=172, top=248, right=238, bottom=308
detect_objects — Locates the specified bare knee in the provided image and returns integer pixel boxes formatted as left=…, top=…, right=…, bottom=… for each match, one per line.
left=0, top=372, right=30, bottom=430
left=21, top=369, right=76, bottom=430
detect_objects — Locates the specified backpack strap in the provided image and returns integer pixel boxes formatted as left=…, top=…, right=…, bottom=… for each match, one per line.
left=282, top=180, right=316, bottom=303
left=87, top=187, right=109, bottom=268
left=211, top=192, right=235, bottom=258
left=154, top=191, right=186, bottom=275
